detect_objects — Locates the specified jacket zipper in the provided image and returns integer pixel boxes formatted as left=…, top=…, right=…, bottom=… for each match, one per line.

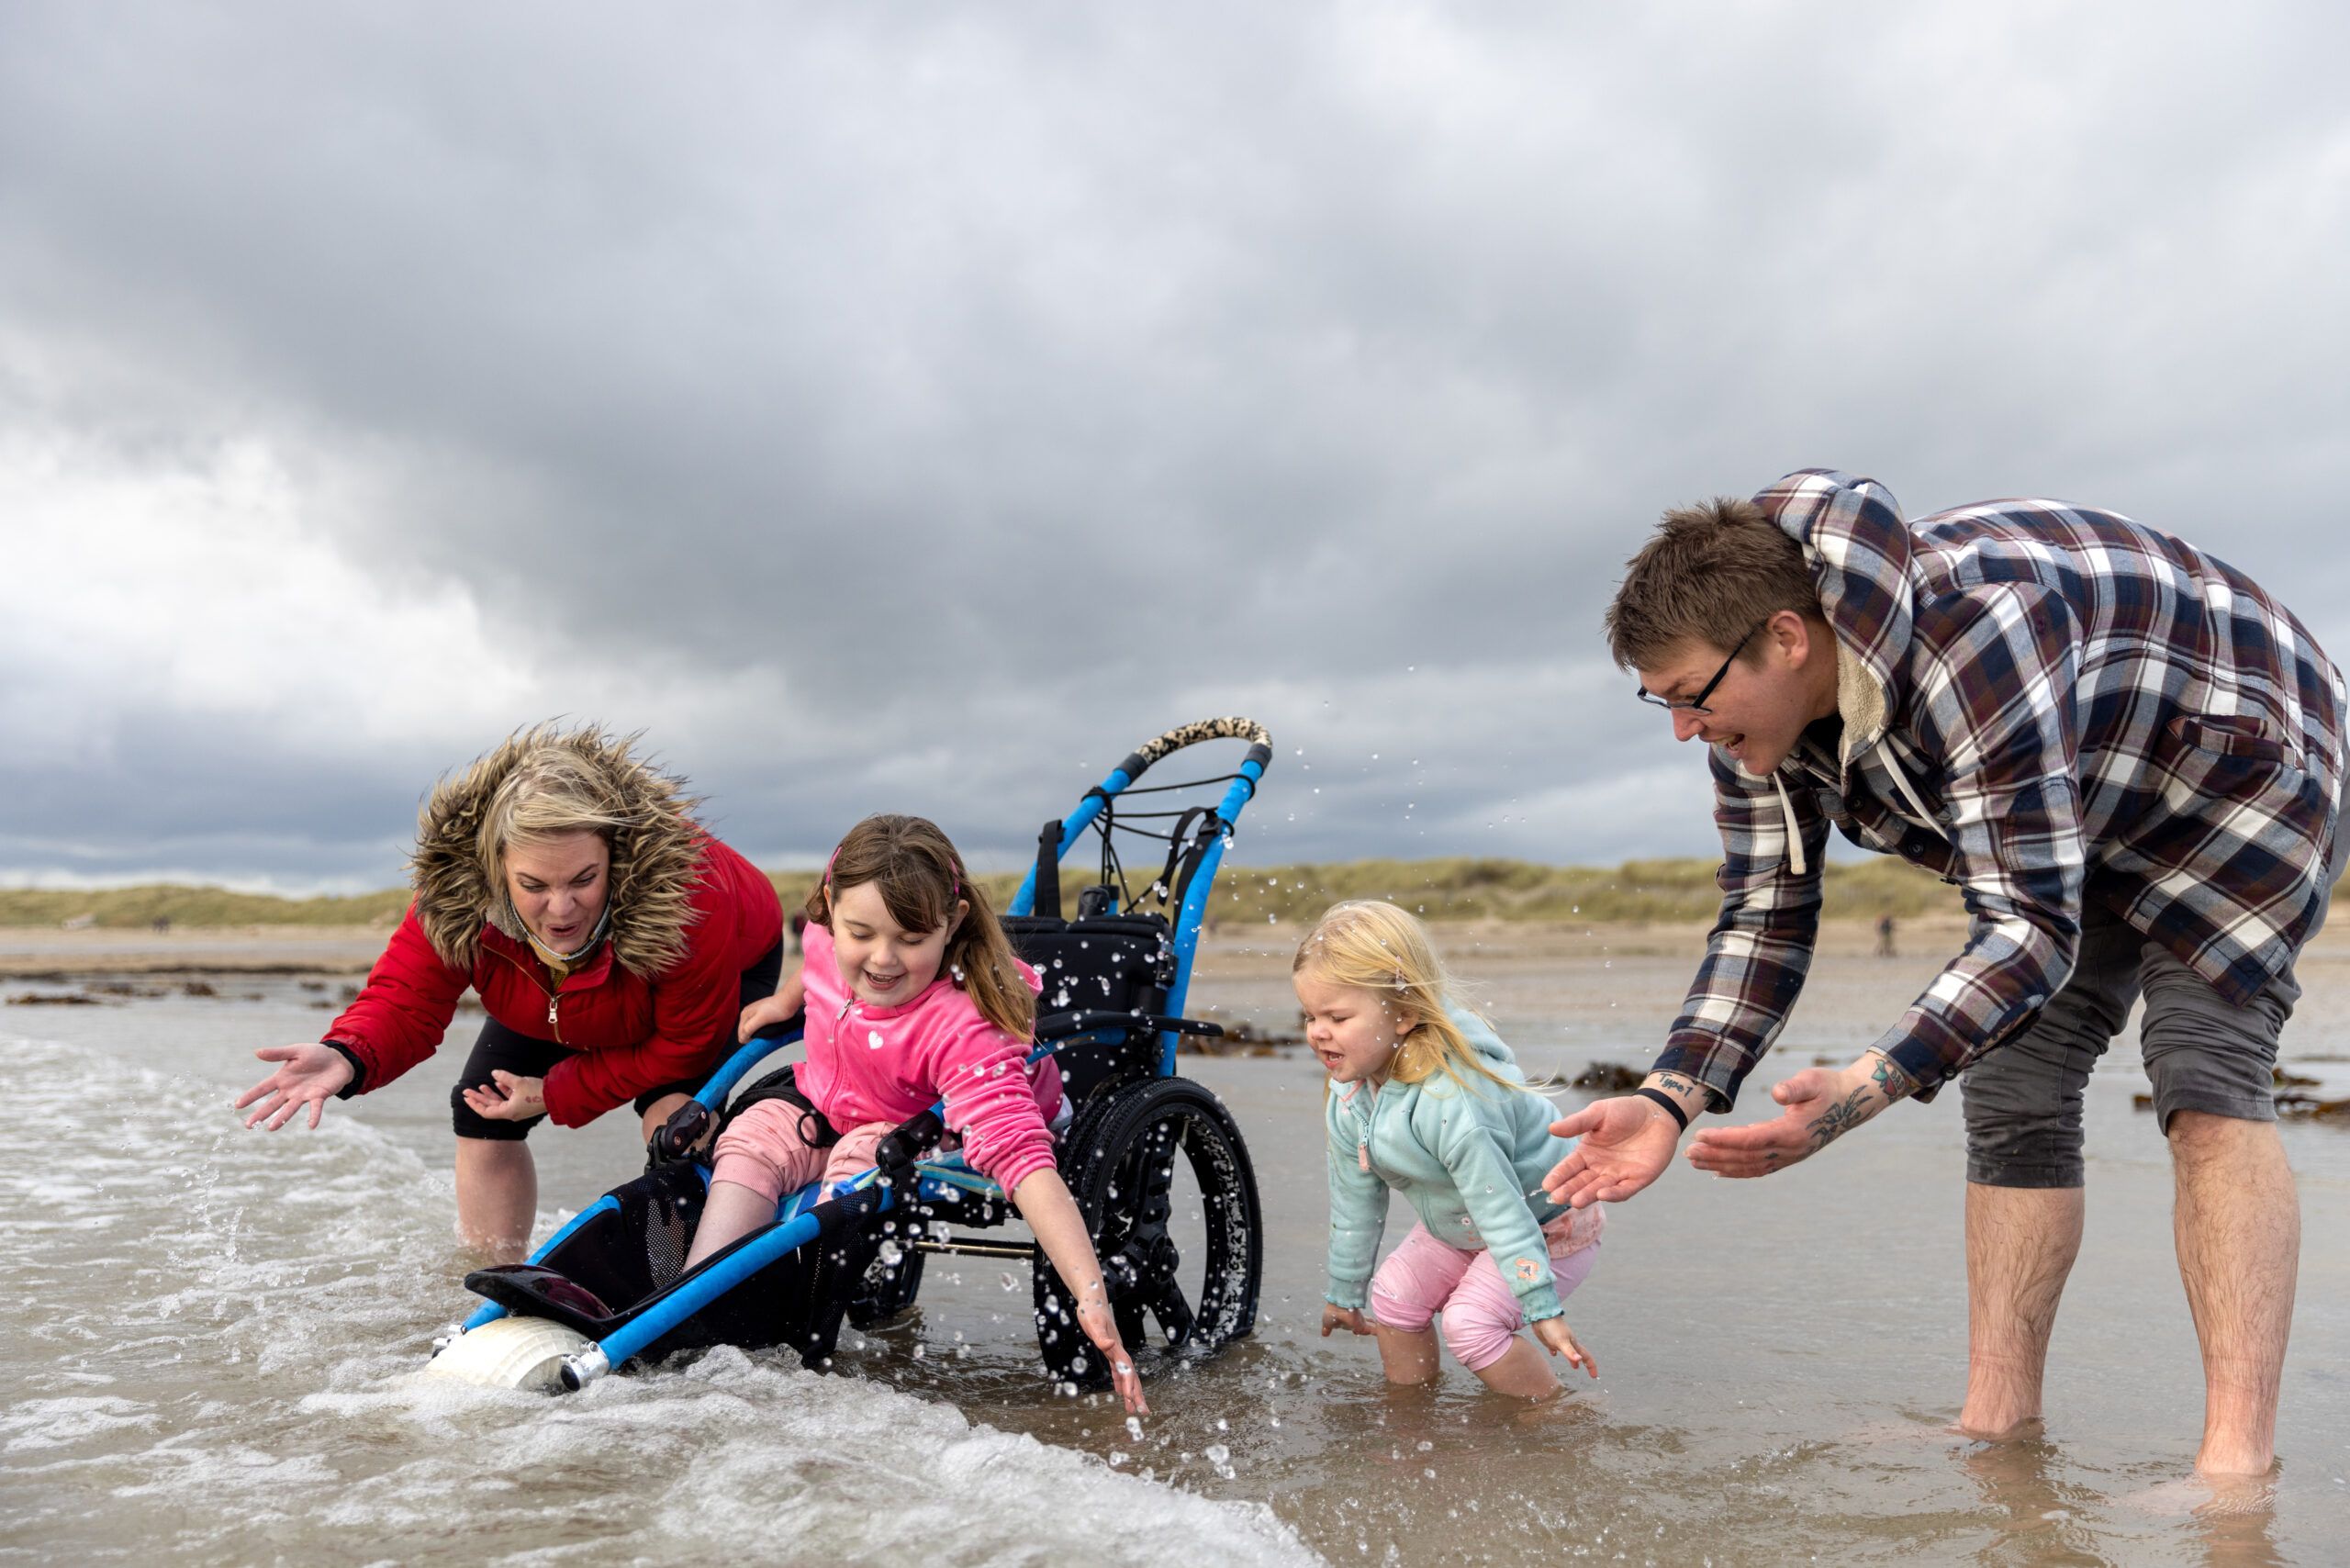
left=493, top=947, right=564, bottom=1043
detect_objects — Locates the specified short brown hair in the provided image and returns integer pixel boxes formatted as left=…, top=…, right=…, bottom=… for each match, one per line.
left=1603, top=497, right=1818, bottom=671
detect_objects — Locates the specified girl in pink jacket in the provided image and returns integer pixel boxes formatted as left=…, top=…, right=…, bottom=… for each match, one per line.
left=682, top=813, right=1146, bottom=1413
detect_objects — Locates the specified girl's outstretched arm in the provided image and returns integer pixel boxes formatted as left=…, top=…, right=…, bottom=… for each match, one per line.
left=1324, top=1103, right=1387, bottom=1316
left=1011, top=1169, right=1150, bottom=1416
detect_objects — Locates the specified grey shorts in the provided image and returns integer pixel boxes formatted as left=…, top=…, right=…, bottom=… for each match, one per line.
left=1961, top=833, right=2346, bottom=1188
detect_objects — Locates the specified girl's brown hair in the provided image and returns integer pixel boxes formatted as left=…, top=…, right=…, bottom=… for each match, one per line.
left=809, top=813, right=1035, bottom=1039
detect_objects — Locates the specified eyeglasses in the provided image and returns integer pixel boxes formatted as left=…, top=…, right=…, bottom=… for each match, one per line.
left=1635, top=621, right=1766, bottom=715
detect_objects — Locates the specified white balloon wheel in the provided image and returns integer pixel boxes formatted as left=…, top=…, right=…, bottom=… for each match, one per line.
left=425, top=1316, right=595, bottom=1391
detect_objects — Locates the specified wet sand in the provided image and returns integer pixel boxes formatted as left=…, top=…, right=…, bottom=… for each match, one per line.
left=0, top=924, right=390, bottom=976
left=6, top=919, right=2349, bottom=1563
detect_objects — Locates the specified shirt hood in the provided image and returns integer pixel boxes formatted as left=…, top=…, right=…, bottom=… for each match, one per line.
left=1752, top=468, right=1919, bottom=764
left=1449, top=1006, right=1520, bottom=1077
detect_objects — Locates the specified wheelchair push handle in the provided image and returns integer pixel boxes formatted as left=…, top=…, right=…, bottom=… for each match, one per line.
left=1120, top=716, right=1273, bottom=782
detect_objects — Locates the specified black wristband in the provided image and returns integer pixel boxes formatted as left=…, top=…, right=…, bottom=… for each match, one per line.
left=324, top=1040, right=368, bottom=1098
left=1636, top=1086, right=1689, bottom=1131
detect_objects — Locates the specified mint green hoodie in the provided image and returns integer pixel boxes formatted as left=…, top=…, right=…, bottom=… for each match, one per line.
left=1323, top=1005, right=1601, bottom=1324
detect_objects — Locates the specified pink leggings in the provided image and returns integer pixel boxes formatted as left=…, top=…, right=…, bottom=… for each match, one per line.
left=708, top=1101, right=894, bottom=1204
left=1368, top=1218, right=1599, bottom=1372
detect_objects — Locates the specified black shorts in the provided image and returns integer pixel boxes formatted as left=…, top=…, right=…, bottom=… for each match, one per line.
left=450, top=939, right=786, bottom=1141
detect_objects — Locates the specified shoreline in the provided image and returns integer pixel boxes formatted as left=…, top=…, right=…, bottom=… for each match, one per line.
left=9, top=913, right=2350, bottom=979
left=0, top=926, right=393, bottom=978
left=0, top=915, right=1986, bottom=979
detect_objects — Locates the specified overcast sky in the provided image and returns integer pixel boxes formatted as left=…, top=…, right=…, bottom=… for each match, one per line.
left=4, top=2, right=2346, bottom=891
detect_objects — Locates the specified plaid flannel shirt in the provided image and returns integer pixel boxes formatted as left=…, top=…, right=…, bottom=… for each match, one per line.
left=1656, top=470, right=2346, bottom=1108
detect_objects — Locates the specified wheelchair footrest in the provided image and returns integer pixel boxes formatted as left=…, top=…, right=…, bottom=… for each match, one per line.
left=464, top=1264, right=626, bottom=1338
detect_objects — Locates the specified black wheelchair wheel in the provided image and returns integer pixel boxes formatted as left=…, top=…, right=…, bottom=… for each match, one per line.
left=1033, top=1076, right=1262, bottom=1386
left=844, top=1234, right=926, bottom=1330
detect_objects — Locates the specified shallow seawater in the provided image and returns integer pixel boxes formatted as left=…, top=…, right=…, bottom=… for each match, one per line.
left=5, top=957, right=2348, bottom=1565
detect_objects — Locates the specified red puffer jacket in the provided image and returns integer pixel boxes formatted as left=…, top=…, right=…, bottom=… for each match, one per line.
left=321, top=729, right=784, bottom=1126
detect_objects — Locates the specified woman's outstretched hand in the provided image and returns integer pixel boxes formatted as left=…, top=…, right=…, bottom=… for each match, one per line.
left=1541, top=1094, right=1683, bottom=1208
left=1075, top=1290, right=1150, bottom=1416
left=235, top=1043, right=355, bottom=1130
left=461, top=1070, right=547, bottom=1122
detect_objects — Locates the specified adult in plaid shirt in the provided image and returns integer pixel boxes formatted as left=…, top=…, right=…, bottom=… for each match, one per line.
left=1543, top=469, right=2344, bottom=1479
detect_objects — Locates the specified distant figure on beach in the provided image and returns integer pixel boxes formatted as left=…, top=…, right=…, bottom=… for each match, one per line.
left=1544, top=470, right=2344, bottom=1480
left=233, top=725, right=783, bottom=1261
left=1305, top=901, right=1603, bottom=1398
left=1874, top=913, right=1896, bottom=958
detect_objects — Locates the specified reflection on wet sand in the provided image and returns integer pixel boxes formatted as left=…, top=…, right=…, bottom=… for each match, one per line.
left=5, top=936, right=2349, bottom=1565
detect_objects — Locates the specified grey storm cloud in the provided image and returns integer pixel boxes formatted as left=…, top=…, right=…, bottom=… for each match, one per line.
left=2, top=1, right=2347, bottom=889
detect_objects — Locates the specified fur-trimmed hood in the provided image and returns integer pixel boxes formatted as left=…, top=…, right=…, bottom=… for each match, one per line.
left=408, top=726, right=707, bottom=978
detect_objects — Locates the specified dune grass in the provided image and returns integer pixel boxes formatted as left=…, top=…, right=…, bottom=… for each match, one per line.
left=995, top=855, right=1957, bottom=927
left=2, top=856, right=1956, bottom=930
left=0, top=884, right=414, bottom=929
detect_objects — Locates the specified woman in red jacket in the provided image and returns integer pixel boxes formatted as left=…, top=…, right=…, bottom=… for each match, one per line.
left=234, top=725, right=784, bottom=1260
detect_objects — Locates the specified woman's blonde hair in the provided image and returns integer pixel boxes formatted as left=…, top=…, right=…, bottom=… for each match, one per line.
left=1292, top=900, right=1515, bottom=1094
left=475, top=731, right=639, bottom=880
left=811, top=813, right=1034, bottom=1039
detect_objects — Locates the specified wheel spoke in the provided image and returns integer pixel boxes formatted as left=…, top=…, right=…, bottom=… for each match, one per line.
left=1113, top=1295, right=1149, bottom=1352
left=1137, top=1117, right=1181, bottom=1207
left=1151, top=1281, right=1194, bottom=1346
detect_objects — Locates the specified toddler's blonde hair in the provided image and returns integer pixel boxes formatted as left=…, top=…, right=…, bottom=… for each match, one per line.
left=1292, top=900, right=1516, bottom=1094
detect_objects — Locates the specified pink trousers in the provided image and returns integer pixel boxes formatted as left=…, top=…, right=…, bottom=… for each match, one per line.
left=1368, top=1215, right=1600, bottom=1372
left=708, top=1100, right=893, bottom=1204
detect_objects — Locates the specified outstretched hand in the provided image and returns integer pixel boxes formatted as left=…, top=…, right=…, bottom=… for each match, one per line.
left=1076, top=1293, right=1150, bottom=1416
left=1541, top=1094, right=1683, bottom=1209
left=460, top=1070, right=547, bottom=1123
left=737, top=969, right=807, bottom=1042
left=1685, top=1053, right=1908, bottom=1178
left=234, top=1043, right=354, bottom=1130
left=1532, top=1315, right=1596, bottom=1379
left=1320, top=1303, right=1372, bottom=1338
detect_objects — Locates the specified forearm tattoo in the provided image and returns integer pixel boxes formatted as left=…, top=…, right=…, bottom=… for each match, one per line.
left=1869, top=1055, right=1912, bottom=1104
left=1806, top=1088, right=1871, bottom=1151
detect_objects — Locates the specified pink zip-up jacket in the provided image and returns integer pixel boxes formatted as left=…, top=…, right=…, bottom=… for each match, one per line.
left=794, top=921, right=1065, bottom=1195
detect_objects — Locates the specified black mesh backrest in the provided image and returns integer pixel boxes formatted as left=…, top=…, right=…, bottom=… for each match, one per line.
left=1002, top=913, right=1175, bottom=1103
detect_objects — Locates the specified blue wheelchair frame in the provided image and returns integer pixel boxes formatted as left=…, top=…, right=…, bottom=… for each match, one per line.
left=450, top=718, right=1273, bottom=1391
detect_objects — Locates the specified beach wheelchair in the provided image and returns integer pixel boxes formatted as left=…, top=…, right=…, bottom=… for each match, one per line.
left=427, top=718, right=1272, bottom=1395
